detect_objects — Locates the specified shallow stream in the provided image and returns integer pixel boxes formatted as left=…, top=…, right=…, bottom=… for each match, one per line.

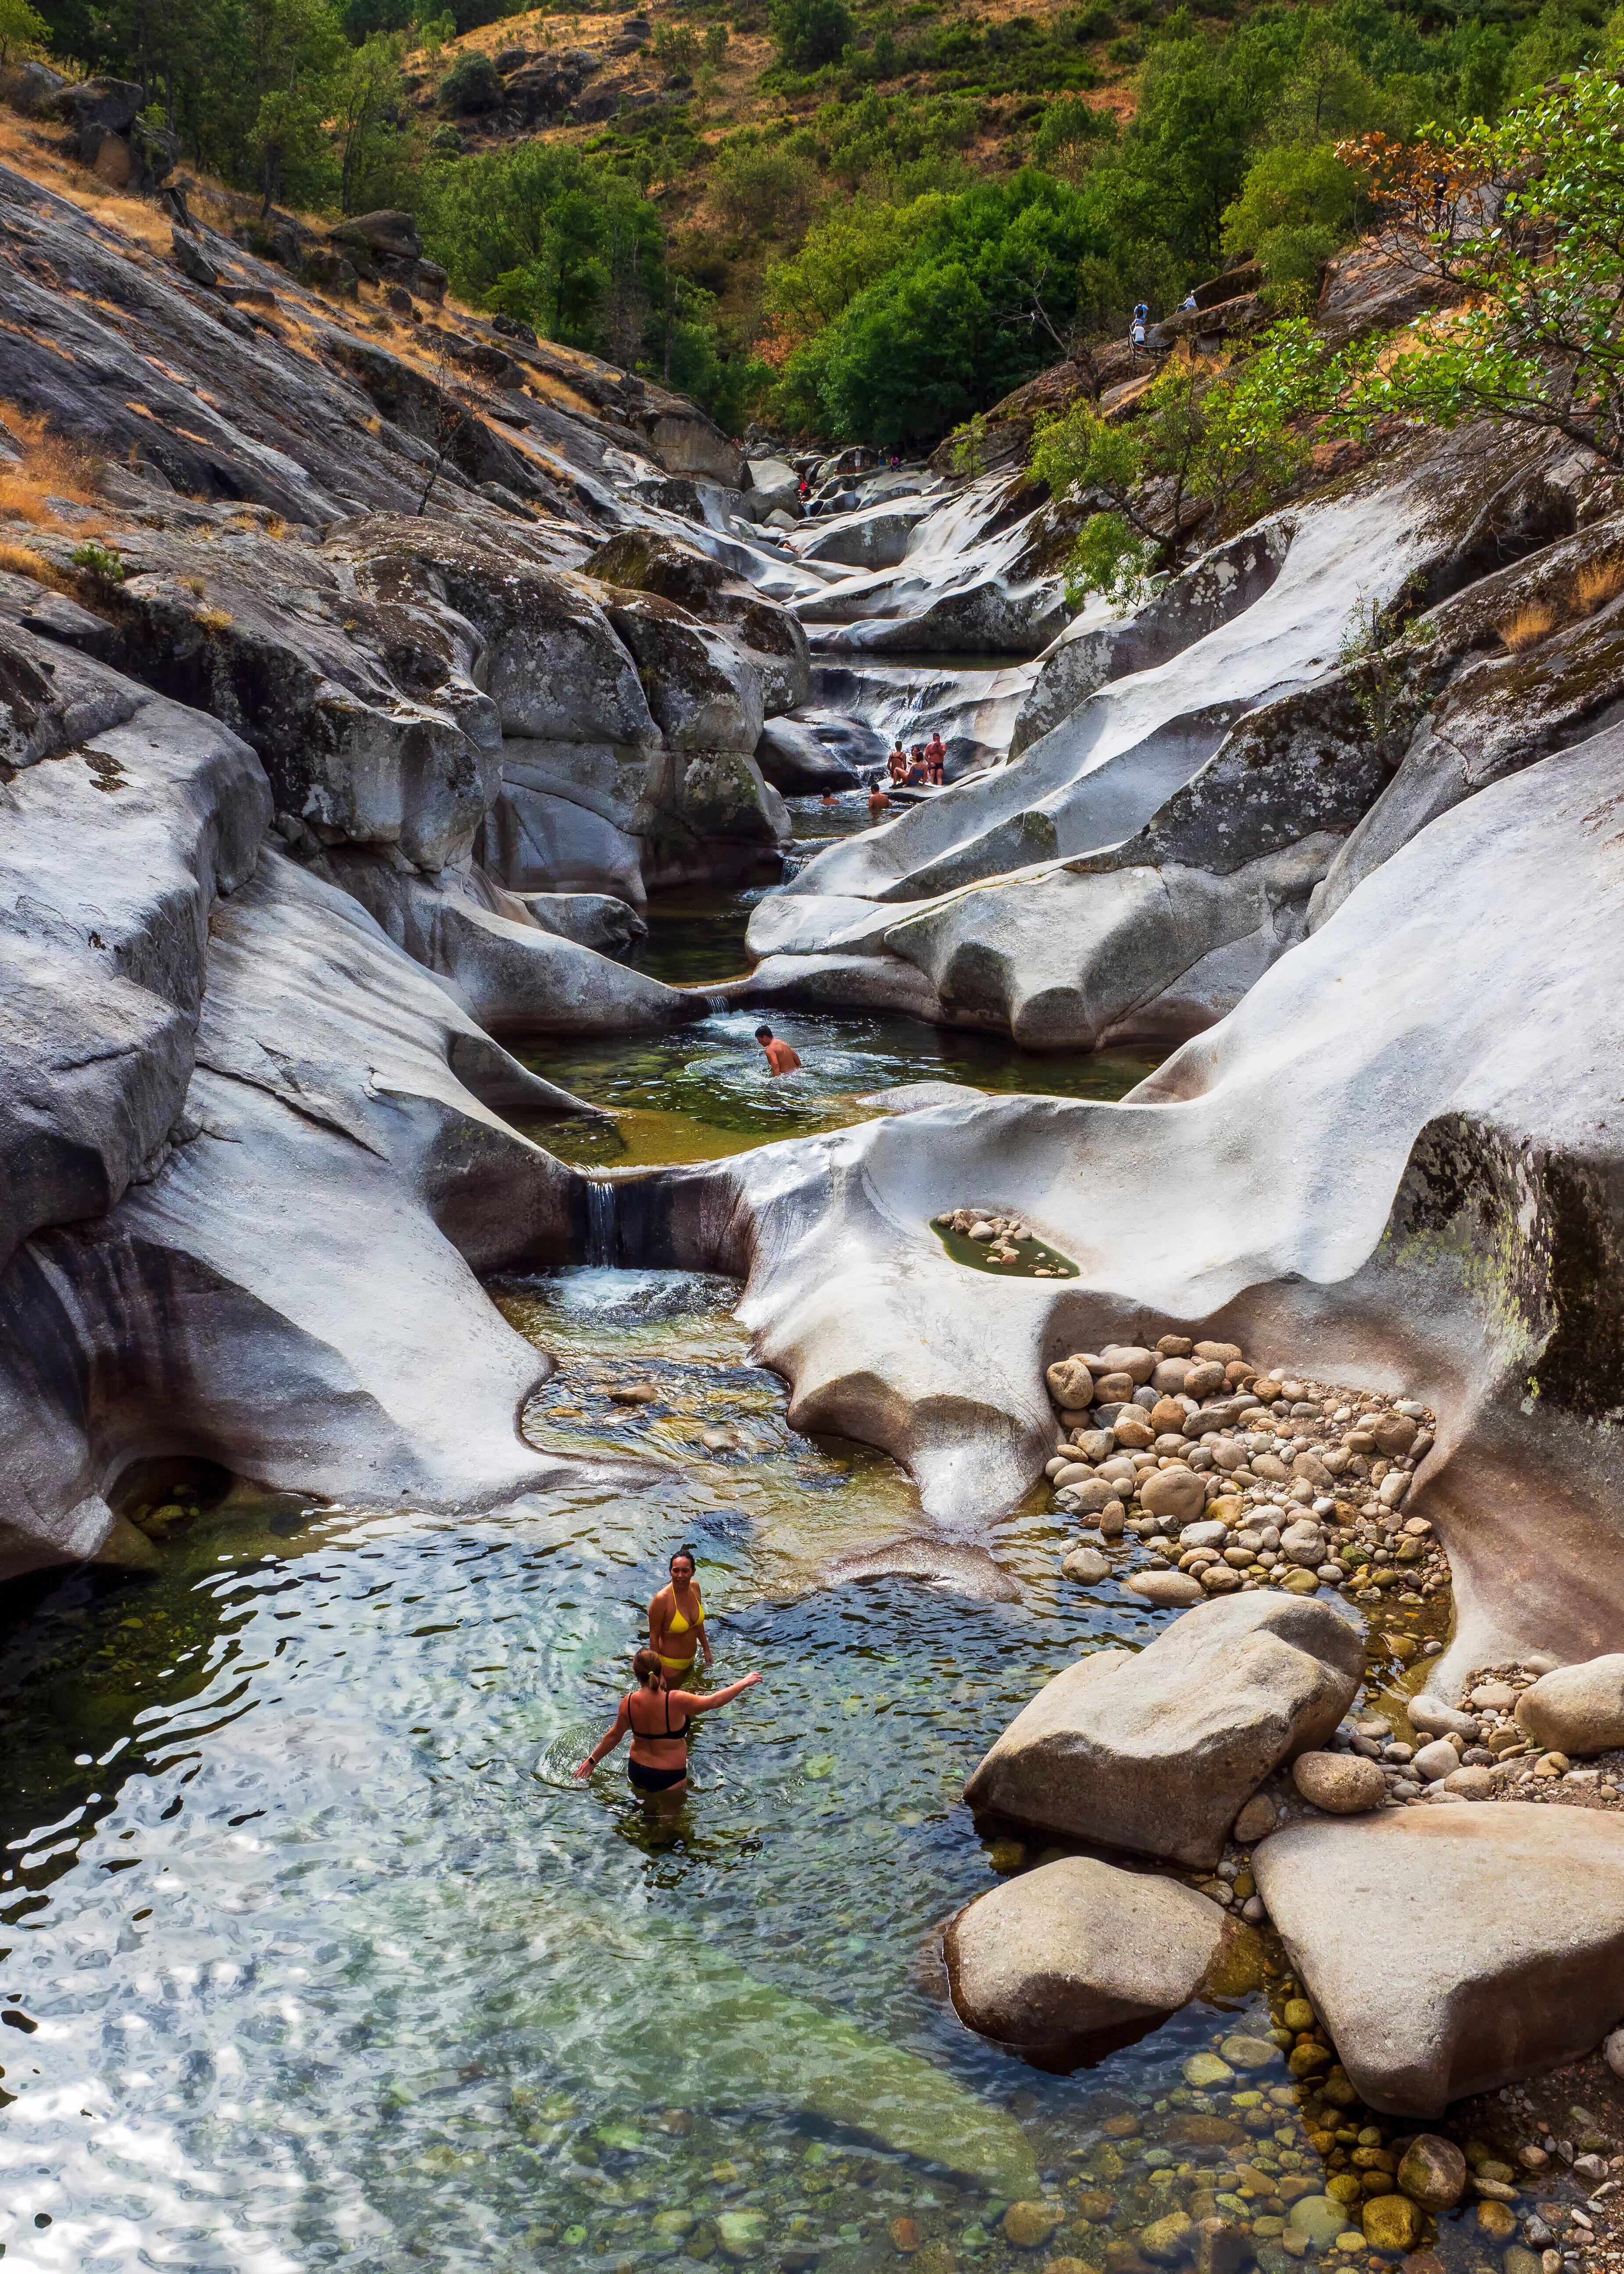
left=0, top=855, right=1587, bottom=2273
left=521, top=866, right=1159, bottom=1171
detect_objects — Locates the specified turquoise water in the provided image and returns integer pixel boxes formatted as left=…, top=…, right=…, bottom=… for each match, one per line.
left=0, top=1271, right=1250, bottom=2273
left=0, top=1271, right=1578, bottom=2272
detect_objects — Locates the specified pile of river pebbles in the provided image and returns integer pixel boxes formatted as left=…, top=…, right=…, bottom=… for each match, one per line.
left=1041, top=1334, right=1450, bottom=1617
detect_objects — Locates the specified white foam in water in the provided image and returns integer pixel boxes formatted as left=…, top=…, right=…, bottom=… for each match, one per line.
left=535, top=1267, right=733, bottom=1321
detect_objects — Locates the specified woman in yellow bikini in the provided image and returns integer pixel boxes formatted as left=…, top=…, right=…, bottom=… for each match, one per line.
left=648, top=1547, right=713, bottom=1685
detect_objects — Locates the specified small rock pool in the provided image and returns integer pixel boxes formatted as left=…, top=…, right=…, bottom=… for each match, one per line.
left=518, top=876, right=1160, bottom=1171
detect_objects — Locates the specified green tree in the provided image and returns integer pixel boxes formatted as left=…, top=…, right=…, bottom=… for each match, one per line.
left=0, top=0, right=48, bottom=64
left=1220, top=142, right=1362, bottom=289
left=1031, top=94, right=1116, bottom=185
left=1249, top=69, right=1624, bottom=468
left=768, top=0, right=852, bottom=72
left=1121, top=17, right=1291, bottom=263
left=1031, top=349, right=1306, bottom=598
left=710, top=136, right=819, bottom=240
left=819, top=257, right=990, bottom=442
left=332, top=28, right=410, bottom=213
left=651, top=18, right=696, bottom=75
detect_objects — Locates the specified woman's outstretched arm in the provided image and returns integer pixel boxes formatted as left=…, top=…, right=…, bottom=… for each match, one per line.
left=676, top=1671, right=761, bottom=1715
left=576, top=1695, right=632, bottom=1778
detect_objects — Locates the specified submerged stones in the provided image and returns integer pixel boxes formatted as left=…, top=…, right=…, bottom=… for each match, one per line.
left=945, top=1854, right=1235, bottom=2049
left=932, top=1207, right=1079, bottom=1278
left=962, top=1594, right=1363, bottom=1867
left=1396, top=2134, right=1467, bottom=2211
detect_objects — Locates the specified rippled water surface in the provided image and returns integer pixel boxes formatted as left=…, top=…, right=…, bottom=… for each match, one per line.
left=0, top=1270, right=1205, bottom=2273
left=520, top=1005, right=1160, bottom=1169
left=0, top=1272, right=1565, bottom=2274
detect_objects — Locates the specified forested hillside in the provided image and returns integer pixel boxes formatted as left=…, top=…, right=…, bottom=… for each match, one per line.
left=25, top=0, right=1613, bottom=440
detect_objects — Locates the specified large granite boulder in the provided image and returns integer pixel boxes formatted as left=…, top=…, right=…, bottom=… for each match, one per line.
left=1514, top=1655, right=1624, bottom=1756
left=945, top=1855, right=1234, bottom=2049
left=0, top=614, right=268, bottom=1279
left=601, top=589, right=765, bottom=755
left=961, top=1596, right=1363, bottom=1867
left=645, top=722, right=1624, bottom=1688
left=754, top=716, right=860, bottom=792
left=1253, top=1806, right=1624, bottom=2114
left=794, top=473, right=1073, bottom=657
left=584, top=529, right=811, bottom=715
left=759, top=425, right=1586, bottom=1046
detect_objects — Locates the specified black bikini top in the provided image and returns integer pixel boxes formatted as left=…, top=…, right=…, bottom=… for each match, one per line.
left=627, top=1688, right=688, bottom=1740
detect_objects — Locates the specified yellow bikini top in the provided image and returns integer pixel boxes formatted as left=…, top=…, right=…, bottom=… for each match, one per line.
left=667, top=1589, right=705, bottom=1637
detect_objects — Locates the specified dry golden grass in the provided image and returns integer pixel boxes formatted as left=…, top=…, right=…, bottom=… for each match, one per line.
left=0, top=402, right=104, bottom=527
left=196, top=605, right=233, bottom=631
left=1498, top=602, right=1557, bottom=651
left=1575, top=556, right=1624, bottom=615
left=0, top=537, right=68, bottom=590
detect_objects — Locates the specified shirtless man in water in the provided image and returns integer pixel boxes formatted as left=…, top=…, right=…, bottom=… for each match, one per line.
left=756, top=1024, right=802, bottom=1076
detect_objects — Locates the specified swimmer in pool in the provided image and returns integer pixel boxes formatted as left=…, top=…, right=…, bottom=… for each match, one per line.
left=575, top=1648, right=762, bottom=1798
left=648, top=1546, right=713, bottom=1682
left=755, top=1024, right=802, bottom=1076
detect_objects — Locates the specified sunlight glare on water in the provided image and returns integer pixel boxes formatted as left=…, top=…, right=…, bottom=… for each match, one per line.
left=0, top=1271, right=1211, bottom=2274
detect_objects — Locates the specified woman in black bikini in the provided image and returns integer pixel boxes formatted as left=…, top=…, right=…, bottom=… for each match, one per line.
left=574, top=1648, right=761, bottom=1798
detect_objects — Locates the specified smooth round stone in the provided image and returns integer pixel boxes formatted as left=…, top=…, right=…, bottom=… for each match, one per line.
left=1291, top=1752, right=1387, bottom=1815
left=1363, top=2195, right=1423, bottom=2251
left=1408, top=1697, right=1480, bottom=1741
left=1471, top=1681, right=1517, bottom=1713
left=1397, top=2135, right=1466, bottom=2211
left=1180, top=1519, right=1230, bottom=1549
left=717, top=2209, right=768, bottom=2258
left=1138, top=2211, right=1195, bottom=2265
left=1231, top=1794, right=1277, bottom=1845
left=1002, top=2201, right=1062, bottom=2249
left=1281, top=1569, right=1321, bottom=1595
left=1125, top=1570, right=1204, bottom=1608
left=1411, top=1738, right=1461, bottom=1782
left=1282, top=1997, right=1315, bottom=2031
left=1099, top=1344, right=1157, bottom=1384
left=1287, top=2195, right=1360, bottom=2248
left=1441, top=1765, right=1495, bottom=1798
left=1183, top=2052, right=1236, bottom=2088
left=1219, top=2033, right=1280, bottom=2070
left=1142, top=1468, right=1207, bottom=1526
left=1047, top=1357, right=1096, bottom=1408
left=652, top=2209, right=696, bottom=2237
left=1062, top=1546, right=1109, bottom=1586
left=1477, top=2201, right=1519, bottom=2238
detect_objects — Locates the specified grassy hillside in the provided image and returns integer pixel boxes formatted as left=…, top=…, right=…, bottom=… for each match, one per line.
left=25, top=0, right=1617, bottom=442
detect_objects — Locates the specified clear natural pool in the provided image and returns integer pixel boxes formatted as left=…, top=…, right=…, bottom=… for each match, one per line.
left=0, top=832, right=1581, bottom=2274
left=0, top=1269, right=1531, bottom=2274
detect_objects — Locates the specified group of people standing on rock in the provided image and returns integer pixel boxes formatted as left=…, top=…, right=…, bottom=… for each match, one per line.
left=887, top=731, right=947, bottom=787
left=575, top=1548, right=761, bottom=1801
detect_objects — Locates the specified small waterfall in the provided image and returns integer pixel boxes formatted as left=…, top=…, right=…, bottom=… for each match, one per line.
left=584, top=1178, right=617, bottom=1267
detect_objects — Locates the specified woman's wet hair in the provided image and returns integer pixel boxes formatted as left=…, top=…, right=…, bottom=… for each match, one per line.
left=669, top=1545, right=698, bottom=1574
left=633, top=1647, right=664, bottom=1686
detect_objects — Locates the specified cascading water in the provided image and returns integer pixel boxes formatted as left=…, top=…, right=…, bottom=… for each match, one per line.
left=583, top=1174, right=617, bottom=1266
